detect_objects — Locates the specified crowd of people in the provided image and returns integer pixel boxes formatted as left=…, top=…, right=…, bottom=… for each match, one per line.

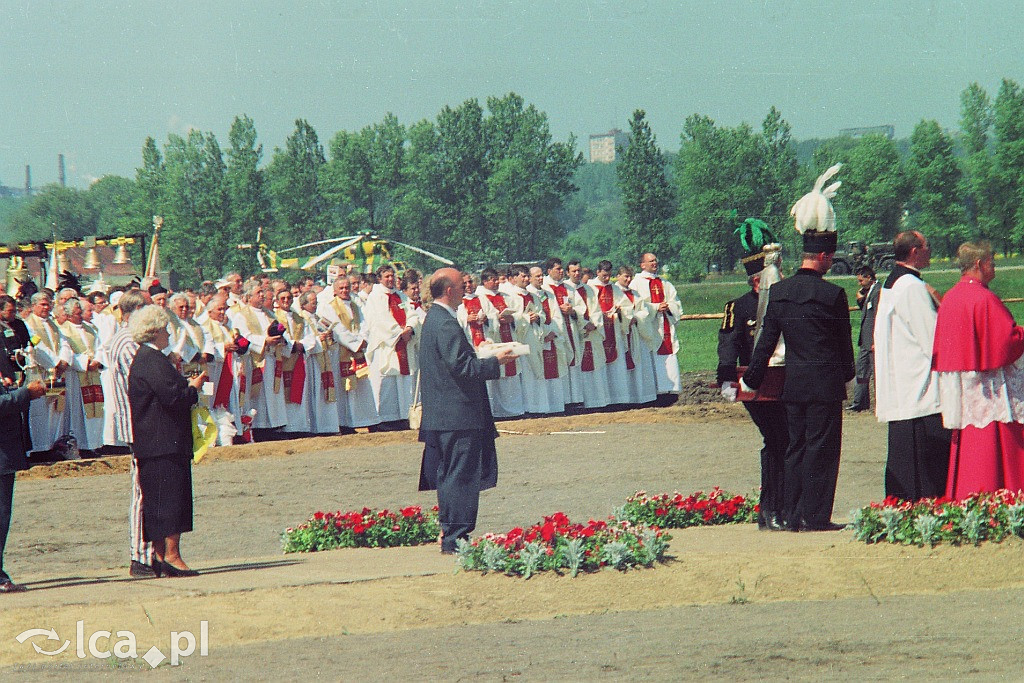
left=0, top=252, right=684, bottom=462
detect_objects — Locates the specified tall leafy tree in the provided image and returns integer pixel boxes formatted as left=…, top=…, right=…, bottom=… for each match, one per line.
left=161, top=130, right=230, bottom=283
left=906, top=120, right=965, bottom=256
left=836, top=134, right=911, bottom=243
left=757, top=107, right=799, bottom=237
left=483, top=93, right=582, bottom=262
left=993, top=78, right=1024, bottom=250
left=617, top=109, right=676, bottom=263
left=6, top=185, right=97, bottom=242
left=226, top=114, right=272, bottom=274
left=959, top=82, right=998, bottom=240
left=268, top=119, right=328, bottom=243
left=88, top=175, right=138, bottom=237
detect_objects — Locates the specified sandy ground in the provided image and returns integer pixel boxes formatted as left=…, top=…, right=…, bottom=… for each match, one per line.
left=2, top=374, right=1023, bottom=680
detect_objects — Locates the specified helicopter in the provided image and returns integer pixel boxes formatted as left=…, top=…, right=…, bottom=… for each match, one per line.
left=238, top=228, right=454, bottom=275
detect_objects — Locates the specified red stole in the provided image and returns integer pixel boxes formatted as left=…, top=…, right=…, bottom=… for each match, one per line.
left=597, top=284, right=617, bottom=364
left=285, top=354, right=306, bottom=405
left=387, top=291, right=411, bottom=376
left=213, top=351, right=234, bottom=409
left=486, top=293, right=517, bottom=377
left=462, top=296, right=487, bottom=347
left=550, top=283, right=578, bottom=366
left=576, top=285, right=595, bottom=372
left=647, top=277, right=674, bottom=356
left=622, top=290, right=637, bottom=370
left=540, top=296, right=559, bottom=379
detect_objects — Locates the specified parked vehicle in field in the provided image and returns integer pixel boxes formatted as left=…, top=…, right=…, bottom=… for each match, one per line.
left=829, top=240, right=896, bottom=275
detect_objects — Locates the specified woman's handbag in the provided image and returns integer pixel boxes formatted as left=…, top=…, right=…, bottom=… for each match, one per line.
left=408, top=370, right=422, bottom=430
left=191, top=404, right=219, bottom=462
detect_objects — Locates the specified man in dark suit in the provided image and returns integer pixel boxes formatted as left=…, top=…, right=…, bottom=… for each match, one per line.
left=419, top=268, right=516, bottom=553
left=0, top=340, right=46, bottom=592
left=744, top=245, right=855, bottom=532
left=849, top=266, right=879, bottom=412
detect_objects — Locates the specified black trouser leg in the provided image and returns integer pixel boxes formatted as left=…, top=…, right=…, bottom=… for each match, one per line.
left=0, top=473, right=15, bottom=582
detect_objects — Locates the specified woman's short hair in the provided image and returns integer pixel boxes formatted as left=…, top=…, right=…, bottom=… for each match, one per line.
left=956, top=240, right=993, bottom=273
left=63, top=298, right=82, bottom=316
left=118, top=289, right=147, bottom=317
left=129, top=305, right=171, bottom=344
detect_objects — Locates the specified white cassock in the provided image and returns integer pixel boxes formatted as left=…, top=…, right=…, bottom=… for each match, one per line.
left=59, top=320, right=105, bottom=451
left=478, top=285, right=526, bottom=418
left=201, top=317, right=245, bottom=444
left=229, top=304, right=288, bottom=430
left=543, top=276, right=587, bottom=404
left=619, top=285, right=658, bottom=404
left=298, top=310, right=341, bottom=434
left=572, top=281, right=610, bottom=409
left=274, top=309, right=315, bottom=433
left=169, top=315, right=211, bottom=374
left=592, top=282, right=631, bottom=405
left=364, top=284, right=421, bottom=422
left=524, top=284, right=568, bottom=414
left=630, top=271, right=682, bottom=394
left=92, top=309, right=120, bottom=447
left=318, top=297, right=378, bottom=428
left=24, top=313, right=72, bottom=452
left=873, top=272, right=942, bottom=422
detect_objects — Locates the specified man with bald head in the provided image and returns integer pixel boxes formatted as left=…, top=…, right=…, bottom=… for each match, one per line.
left=418, top=267, right=516, bottom=553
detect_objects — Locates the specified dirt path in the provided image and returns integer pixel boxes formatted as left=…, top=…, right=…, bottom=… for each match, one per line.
left=4, top=381, right=1019, bottom=680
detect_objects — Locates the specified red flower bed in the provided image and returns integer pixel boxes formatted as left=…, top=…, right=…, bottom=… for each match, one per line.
left=283, top=506, right=440, bottom=553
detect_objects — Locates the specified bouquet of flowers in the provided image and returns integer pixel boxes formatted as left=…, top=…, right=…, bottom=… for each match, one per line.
left=283, top=505, right=440, bottom=553
left=849, top=490, right=1024, bottom=547
left=617, top=488, right=759, bottom=529
left=456, top=512, right=670, bottom=578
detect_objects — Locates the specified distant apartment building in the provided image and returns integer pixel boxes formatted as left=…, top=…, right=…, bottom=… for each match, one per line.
left=839, top=125, right=895, bottom=140
left=589, top=129, right=629, bottom=163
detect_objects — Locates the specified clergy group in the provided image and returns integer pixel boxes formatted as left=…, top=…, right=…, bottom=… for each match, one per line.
left=2, top=251, right=683, bottom=459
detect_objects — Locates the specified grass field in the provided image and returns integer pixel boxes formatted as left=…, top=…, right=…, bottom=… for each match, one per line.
left=674, top=263, right=1024, bottom=373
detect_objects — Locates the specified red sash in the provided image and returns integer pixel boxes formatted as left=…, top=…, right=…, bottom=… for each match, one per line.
left=576, top=285, right=596, bottom=372
left=283, top=354, right=306, bottom=404
left=540, top=297, right=559, bottom=379
left=550, top=283, right=577, bottom=366
left=647, top=277, right=674, bottom=356
left=486, top=293, right=517, bottom=377
left=623, top=290, right=637, bottom=370
left=388, top=292, right=410, bottom=376
left=82, top=383, right=103, bottom=407
left=597, top=284, right=617, bottom=364
left=213, top=351, right=234, bottom=409
left=251, top=365, right=263, bottom=386
left=462, top=296, right=487, bottom=347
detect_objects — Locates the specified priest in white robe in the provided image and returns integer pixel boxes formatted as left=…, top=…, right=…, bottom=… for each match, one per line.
left=298, top=291, right=341, bottom=434
left=273, top=289, right=314, bottom=434
left=24, top=293, right=72, bottom=452
left=58, top=298, right=104, bottom=452
left=630, top=252, right=682, bottom=399
left=202, top=294, right=247, bottom=444
left=617, top=267, right=658, bottom=404
left=542, top=258, right=586, bottom=405
left=476, top=267, right=526, bottom=418
left=229, top=283, right=289, bottom=435
left=526, top=266, right=567, bottom=414
left=364, top=265, right=421, bottom=425
left=317, top=277, right=377, bottom=430
left=567, top=261, right=610, bottom=410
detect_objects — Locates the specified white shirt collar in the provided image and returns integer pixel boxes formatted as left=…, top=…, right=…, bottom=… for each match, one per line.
left=434, top=301, right=457, bottom=317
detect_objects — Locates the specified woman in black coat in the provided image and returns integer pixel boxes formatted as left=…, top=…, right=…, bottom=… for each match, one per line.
left=128, top=305, right=207, bottom=577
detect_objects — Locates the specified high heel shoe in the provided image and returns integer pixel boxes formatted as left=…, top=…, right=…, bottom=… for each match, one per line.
left=160, top=561, right=199, bottom=578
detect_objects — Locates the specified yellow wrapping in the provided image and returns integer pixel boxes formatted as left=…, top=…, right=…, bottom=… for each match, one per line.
left=191, top=404, right=218, bottom=463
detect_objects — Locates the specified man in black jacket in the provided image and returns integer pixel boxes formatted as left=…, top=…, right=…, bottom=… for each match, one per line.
left=849, top=266, right=879, bottom=412
left=0, top=344, right=46, bottom=592
left=419, top=268, right=516, bottom=553
left=744, top=163, right=854, bottom=532
left=744, top=250, right=854, bottom=531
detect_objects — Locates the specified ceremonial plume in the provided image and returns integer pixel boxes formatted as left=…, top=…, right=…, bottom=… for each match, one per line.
left=790, top=163, right=842, bottom=235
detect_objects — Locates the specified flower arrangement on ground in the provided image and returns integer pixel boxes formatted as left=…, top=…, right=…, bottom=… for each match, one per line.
left=850, top=490, right=1024, bottom=547
left=616, top=488, right=759, bottom=528
left=282, top=505, right=440, bottom=553
left=456, top=512, right=670, bottom=578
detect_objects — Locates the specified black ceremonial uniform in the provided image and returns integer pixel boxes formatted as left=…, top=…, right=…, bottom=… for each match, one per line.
left=744, top=268, right=855, bottom=530
left=717, top=289, right=786, bottom=529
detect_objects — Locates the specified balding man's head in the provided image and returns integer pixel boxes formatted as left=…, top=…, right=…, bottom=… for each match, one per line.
left=429, top=267, right=463, bottom=305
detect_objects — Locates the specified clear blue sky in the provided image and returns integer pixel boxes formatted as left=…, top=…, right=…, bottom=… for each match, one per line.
left=2, top=0, right=1022, bottom=188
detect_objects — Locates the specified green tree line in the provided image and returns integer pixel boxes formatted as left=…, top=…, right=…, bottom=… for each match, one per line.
left=4, top=81, right=1024, bottom=284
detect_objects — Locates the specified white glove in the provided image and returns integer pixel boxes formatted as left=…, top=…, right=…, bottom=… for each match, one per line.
left=720, top=381, right=738, bottom=402
left=739, top=377, right=754, bottom=395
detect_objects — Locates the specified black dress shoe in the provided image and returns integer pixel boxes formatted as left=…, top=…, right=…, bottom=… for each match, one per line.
left=129, top=560, right=159, bottom=578
left=800, top=520, right=846, bottom=532
left=780, top=518, right=799, bottom=532
left=0, top=580, right=27, bottom=593
left=160, top=561, right=199, bottom=578
left=764, top=513, right=785, bottom=531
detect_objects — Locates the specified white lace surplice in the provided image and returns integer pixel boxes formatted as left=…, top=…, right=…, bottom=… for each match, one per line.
left=938, top=355, right=1024, bottom=429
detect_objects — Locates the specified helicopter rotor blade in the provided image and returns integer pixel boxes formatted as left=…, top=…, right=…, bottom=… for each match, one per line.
left=276, top=235, right=361, bottom=255
left=300, top=235, right=364, bottom=270
left=389, top=240, right=455, bottom=265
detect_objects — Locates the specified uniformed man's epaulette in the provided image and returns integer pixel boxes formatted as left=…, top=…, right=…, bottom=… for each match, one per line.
left=720, top=301, right=736, bottom=332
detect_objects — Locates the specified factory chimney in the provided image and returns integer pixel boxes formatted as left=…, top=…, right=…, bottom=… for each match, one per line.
left=25, top=165, right=31, bottom=196
left=58, top=154, right=66, bottom=187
